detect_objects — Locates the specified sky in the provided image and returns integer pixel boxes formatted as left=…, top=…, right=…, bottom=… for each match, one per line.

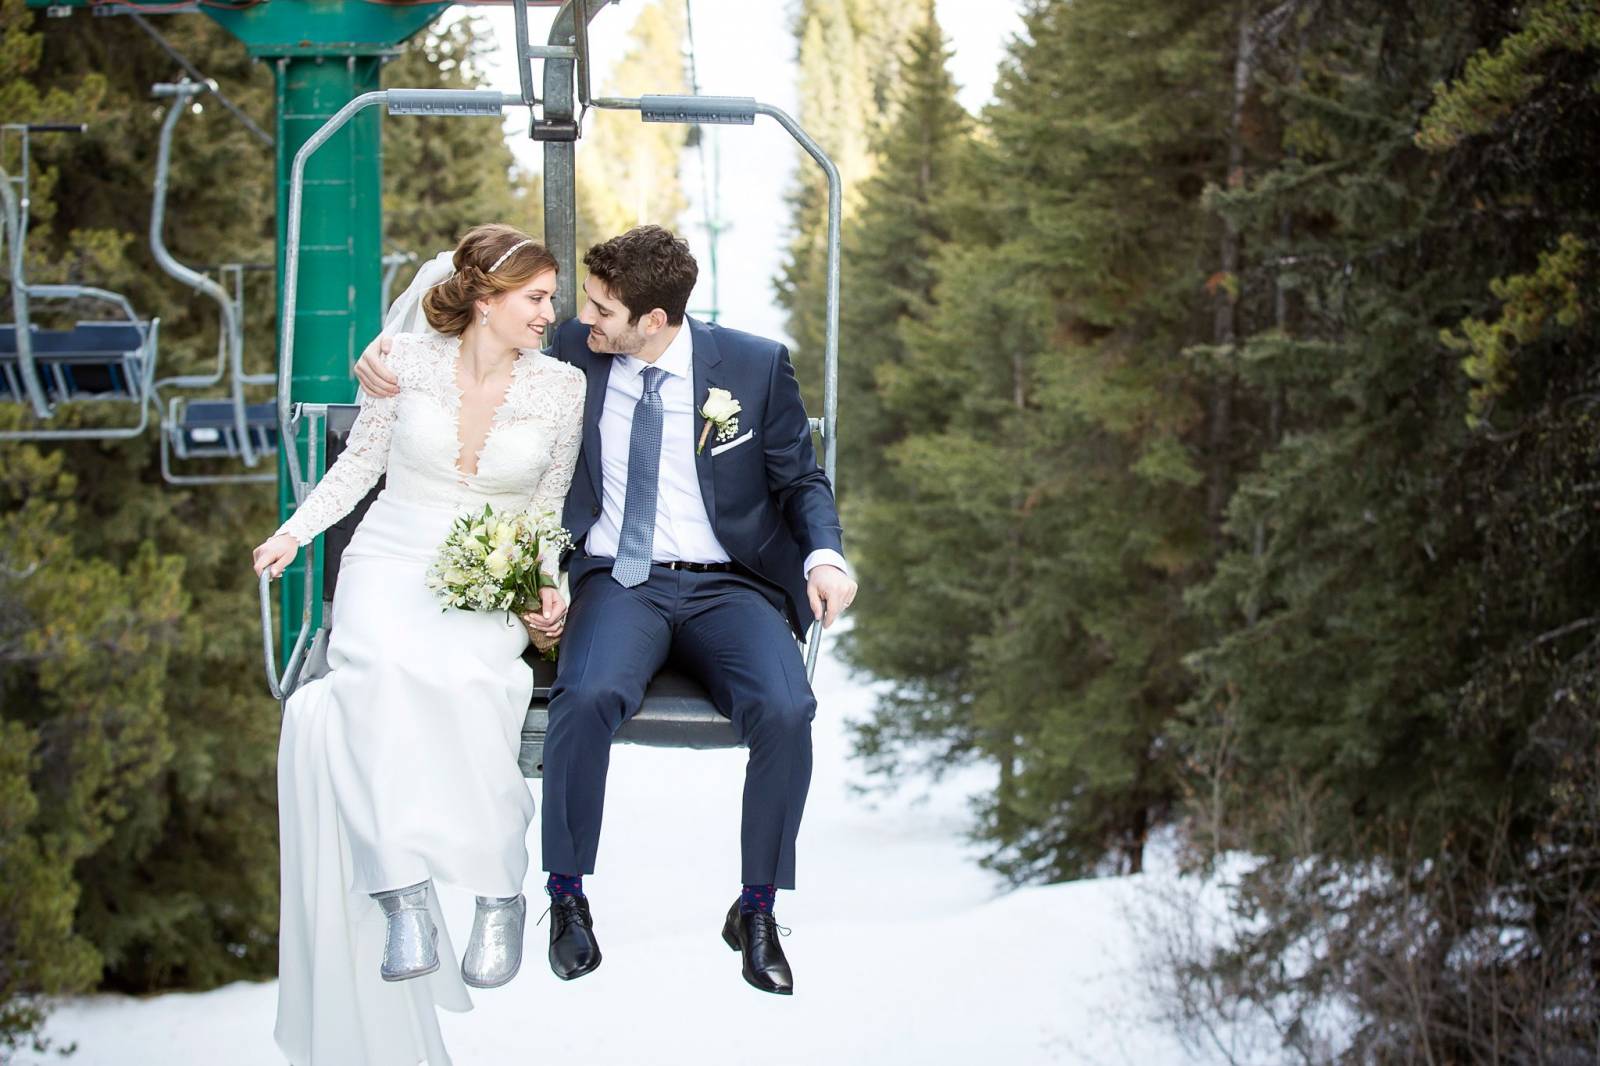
left=435, top=0, right=1027, bottom=343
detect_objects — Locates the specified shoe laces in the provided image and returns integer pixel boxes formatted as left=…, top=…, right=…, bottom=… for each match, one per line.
left=747, top=910, right=791, bottom=939
left=539, top=892, right=591, bottom=929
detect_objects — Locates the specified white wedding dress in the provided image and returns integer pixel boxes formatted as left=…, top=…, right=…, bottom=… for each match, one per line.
left=271, top=330, right=584, bottom=1066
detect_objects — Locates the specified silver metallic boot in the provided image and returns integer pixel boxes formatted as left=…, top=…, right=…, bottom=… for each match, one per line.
left=461, top=894, right=526, bottom=989
left=370, top=881, right=439, bottom=982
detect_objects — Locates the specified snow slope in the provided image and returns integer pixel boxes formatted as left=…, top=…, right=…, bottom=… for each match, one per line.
left=32, top=630, right=1213, bottom=1066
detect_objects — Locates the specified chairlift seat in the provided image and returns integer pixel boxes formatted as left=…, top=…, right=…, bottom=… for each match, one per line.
left=0, top=321, right=151, bottom=402
left=174, top=400, right=279, bottom=459
left=295, top=403, right=740, bottom=779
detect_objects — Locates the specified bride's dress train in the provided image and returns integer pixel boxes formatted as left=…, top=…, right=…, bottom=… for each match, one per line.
left=270, top=331, right=584, bottom=1065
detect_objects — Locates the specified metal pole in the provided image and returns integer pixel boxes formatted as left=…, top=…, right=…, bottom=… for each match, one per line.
left=543, top=5, right=580, bottom=322
left=274, top=58, right=385, bottom=652
left=277, top=89, right=385, bottom=497
left=128, top=12, right=274, bottom=148
left=1, top=131, right=50, bottom=419
left=150, top=81, right=259, bottom=466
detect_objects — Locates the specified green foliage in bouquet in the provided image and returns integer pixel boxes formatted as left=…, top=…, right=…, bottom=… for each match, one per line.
left=426, top=505, right=571, bottom=614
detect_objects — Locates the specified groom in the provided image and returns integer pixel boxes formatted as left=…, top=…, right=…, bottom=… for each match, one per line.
left=356, top=225, right=854, bottom=995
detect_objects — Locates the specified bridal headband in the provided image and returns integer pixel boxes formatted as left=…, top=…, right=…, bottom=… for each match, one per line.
left=488, top=239, right=534, bottom=274
left=380, top=238, right=535, bottom=340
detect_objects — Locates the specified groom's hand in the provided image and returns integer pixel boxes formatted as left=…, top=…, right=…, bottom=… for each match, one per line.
left=353, top=336, right=401, bottom=398
left=807, top=564, right=857, bottom=629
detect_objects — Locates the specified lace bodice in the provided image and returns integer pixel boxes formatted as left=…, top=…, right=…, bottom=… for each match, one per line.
left=276, top=332, right=585, bottom=576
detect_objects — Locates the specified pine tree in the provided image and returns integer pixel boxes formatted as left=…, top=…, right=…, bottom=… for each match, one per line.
left=776, top=0, right=924, bottom=408
left=846, top=0, right=1228, bottom=879
left=832, top=2, right=970, bottom=501
left=1171, top=0, right=1600, bottom=1050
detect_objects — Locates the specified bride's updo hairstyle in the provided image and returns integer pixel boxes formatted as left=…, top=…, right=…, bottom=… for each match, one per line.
left=421, top=224, right=559, bottom=336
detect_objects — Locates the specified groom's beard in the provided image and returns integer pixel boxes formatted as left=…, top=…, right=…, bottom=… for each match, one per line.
left=586, top=320, right=647, bottom=356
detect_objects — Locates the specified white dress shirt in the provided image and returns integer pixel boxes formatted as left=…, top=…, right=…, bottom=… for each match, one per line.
left=584, top=324, right=847, bottom=580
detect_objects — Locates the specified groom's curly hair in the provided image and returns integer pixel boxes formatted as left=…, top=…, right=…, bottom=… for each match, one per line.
left=583, top=225, right=698, bottom=326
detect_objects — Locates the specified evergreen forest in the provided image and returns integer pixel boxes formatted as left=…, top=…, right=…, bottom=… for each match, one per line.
left=4, top=0, right=1598, bottom=1060
left=783, top=0, right=1598, bottom=1056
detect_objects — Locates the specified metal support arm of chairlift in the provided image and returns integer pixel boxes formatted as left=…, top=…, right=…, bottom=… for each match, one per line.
left=150, top=80, right=276, bottom=484
left=259, top=408, right=322, bottom=700
left=0, top=122, right=160, bottom=440
left=381, top=249, right=419, bottom=313
left=593, top=93, right=842, bottom=681
left=268, top=88, right=523, bottom=702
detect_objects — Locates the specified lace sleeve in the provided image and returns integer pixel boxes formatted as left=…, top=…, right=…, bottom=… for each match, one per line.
left=529, top=369, right=584, bottom=578
left=275, top=359, right=404, bottom=546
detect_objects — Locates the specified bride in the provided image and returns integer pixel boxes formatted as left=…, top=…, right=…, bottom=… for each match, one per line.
left=251, top=224, right=585, bottom=1065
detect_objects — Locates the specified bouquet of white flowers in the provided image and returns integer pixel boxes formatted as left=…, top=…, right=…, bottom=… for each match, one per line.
left=425, top=504, right=573, bottom=616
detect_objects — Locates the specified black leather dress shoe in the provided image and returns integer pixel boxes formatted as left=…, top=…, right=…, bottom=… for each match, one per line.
left=546, top=893, right=601, bottom=980
left=721, top=900, right=794, bottom=995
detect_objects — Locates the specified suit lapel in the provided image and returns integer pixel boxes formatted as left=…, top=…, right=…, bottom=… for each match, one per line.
left=581, top=348, right=610, bottom=502
left=688, top=317, right=722, bottom=521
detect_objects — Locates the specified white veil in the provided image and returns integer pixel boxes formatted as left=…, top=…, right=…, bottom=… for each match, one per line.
left=381, top=249, right=456, bottom=338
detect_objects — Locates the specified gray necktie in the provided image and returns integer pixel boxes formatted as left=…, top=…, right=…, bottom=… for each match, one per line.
left=611, top=366, right=667, bottom=588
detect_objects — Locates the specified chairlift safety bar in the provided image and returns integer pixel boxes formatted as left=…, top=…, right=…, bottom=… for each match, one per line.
left=277, top=89, right=522, bottom=502
left=593, top=93, right=843, bottom=677
left=260, top=402, right=326, bottom=699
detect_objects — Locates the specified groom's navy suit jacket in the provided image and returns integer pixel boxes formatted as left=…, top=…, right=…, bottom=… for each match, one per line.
left=549, top=316, right=843, bottom=638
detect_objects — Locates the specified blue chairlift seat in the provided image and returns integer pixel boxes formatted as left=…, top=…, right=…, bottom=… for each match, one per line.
left=290, top=403, right=740, bottom=779
left=0, top=321, right=151, bottom=403
left=173, top=400, right=279, bottom=459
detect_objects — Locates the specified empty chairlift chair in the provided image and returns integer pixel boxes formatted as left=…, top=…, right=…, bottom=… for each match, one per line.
left=169, top=399, right=279, bottom=460
left=147, top=83, right=277, bottom=484
left=0, top=320, right=153, bottom=403
left=1, top=122, right=161, bottom=441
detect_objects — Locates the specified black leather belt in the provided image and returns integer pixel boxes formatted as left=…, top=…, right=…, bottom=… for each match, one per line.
left=652, top=560, right=734, bottom=573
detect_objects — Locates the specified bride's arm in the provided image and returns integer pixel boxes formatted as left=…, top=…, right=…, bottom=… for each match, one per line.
left=527, top=372, right=585, bottom=580
left=257, top=341, right=411, bottom=566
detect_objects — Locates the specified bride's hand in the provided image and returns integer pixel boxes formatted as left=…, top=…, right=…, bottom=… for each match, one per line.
left=252, top=534, right=300, bottom=578
left=538, top=586, right=567, bottom=631
left=519, top=587, right=567, bottom=648
left=354, top=336, right=400, bottom=398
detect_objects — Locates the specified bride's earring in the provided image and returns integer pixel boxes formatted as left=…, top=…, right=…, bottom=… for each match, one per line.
left=479, top=308, right=489, bottom=326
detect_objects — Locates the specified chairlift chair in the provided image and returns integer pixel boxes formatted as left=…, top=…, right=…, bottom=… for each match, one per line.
left=261, top=0, right=843, bottom=773
left=147, top=80, right=277, bottom=485
left=0, top=122, right=161, bottom=441
left=167, top=398, right=278, bottom=459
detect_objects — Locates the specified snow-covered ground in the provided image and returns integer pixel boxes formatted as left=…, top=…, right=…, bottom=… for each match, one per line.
left=33, top=628, right=1219, bottom=1066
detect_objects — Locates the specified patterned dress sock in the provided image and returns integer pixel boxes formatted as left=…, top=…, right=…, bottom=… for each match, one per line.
left=546, top=873, right=585, bottom=898
left=739, top=884, right=775, bottom=914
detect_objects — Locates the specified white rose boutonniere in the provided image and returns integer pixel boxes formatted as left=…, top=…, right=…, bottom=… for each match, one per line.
left=697, top=387, right=742, bottom=454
